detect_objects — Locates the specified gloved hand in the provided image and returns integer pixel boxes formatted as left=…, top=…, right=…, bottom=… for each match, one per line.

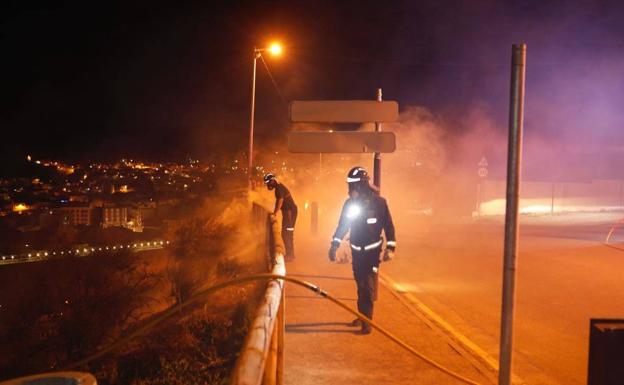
left=328, top=245, right=337, bottom=262
left=382, top=249, right=394, bottom=262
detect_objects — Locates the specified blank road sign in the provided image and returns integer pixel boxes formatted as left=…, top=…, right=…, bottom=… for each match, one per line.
left=288, top=131, right=396, bottom=153
left=290, top=100, right=399, bottom=123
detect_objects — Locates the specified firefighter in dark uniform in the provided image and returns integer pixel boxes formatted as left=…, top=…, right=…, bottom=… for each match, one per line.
left=328, top=166, right=396, bottom=334
left=264, top=173, right=298, bottom=261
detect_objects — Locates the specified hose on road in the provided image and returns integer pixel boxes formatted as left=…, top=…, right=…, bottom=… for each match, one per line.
left=64, top=273, right=483, bottom=385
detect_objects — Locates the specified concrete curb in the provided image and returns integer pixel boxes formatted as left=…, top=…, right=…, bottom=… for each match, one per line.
left=379, top=272, right=526, bottom=385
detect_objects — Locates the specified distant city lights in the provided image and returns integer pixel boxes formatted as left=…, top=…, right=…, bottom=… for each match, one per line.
left=1, top=240, right=170, bottom=264
left=12, top=203, right=29, bottom=213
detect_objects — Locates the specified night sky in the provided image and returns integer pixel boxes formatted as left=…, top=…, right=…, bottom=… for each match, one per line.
left=3, top=1, right=624, bottom=176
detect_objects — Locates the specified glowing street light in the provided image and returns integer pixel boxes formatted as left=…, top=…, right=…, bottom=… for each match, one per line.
left=248, top=41, right=283, bottom=190
left=268, top=42, right=282, bottom=56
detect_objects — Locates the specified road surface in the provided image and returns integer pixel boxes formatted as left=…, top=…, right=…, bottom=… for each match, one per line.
left=382, top=213, right=624, bottom=385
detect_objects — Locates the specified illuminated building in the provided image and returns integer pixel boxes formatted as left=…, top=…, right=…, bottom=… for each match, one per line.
left=57, top=203, right=92, bottom=226
left=103, top=205, right=128, bottom=228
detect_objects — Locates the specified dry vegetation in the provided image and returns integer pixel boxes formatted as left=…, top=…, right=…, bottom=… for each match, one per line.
left=0, top=197, right=268, bottom=384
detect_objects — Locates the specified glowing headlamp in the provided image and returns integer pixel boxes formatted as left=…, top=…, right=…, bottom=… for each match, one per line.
left=346, top=204, right=361, bottom=219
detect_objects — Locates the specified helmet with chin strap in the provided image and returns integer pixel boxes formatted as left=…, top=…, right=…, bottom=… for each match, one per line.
left=346, top=166, right=371, bottom=194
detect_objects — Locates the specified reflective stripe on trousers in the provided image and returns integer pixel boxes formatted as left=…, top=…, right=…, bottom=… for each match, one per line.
left=351, top=239, right=383, bottom=251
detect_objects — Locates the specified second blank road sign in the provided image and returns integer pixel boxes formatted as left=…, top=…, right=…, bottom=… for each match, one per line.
left=290, top=100, right=399, bottom=123
left=288, top=131, right=396, bottom=153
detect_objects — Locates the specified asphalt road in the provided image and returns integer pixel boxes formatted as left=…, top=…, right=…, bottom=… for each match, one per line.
left=382, top=213, right=624, bottom=385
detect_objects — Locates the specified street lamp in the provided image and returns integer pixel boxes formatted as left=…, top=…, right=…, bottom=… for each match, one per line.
left=248, top=42, right=282, bottom=190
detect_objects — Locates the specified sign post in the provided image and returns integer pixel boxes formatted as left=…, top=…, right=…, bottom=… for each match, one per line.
left=499, top=43, right=527, bottom=385
left=373, top=89, right=383, bottom=190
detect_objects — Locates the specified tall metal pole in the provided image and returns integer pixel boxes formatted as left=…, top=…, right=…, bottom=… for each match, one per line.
left=373, top=88, right=382, bottom=190
left=248, top=49, right=260, bottom=190
left=499, top=43, right=526, bottom=385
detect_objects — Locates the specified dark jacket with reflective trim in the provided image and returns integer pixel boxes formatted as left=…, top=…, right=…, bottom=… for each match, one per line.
left=331, top=194, right=396, bottom=251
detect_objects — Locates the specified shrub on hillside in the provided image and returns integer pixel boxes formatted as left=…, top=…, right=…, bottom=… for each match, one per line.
left=0, top=251, right=158, bottom=380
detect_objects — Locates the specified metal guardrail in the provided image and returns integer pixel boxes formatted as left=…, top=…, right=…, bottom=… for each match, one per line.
left=230, top=204, right=286, bottom=385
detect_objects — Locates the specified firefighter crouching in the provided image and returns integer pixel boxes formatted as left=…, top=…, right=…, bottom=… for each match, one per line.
left=264, top=172, right=298, bottom=261
left=328, top=166, right=396, bottom=334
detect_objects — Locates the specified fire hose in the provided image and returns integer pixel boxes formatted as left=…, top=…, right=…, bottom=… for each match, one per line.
left=64, top=273, right=483, bottom=385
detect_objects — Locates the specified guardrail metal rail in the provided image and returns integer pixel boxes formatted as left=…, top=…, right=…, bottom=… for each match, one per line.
left=230, top=203, right=286, bottom=385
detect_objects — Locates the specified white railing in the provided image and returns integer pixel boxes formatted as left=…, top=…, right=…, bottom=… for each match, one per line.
left=230, top=205, right=286, bottom=385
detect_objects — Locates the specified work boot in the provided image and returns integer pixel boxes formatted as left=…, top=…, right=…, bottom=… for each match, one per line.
left=360, top=322, right=372, bottom=335
left=350, top=318, right=362, bottom=327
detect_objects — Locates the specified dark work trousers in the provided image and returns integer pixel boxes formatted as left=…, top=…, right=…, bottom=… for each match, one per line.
left=351, top=247, right=381, bottom=320
left=281, top=207, right=297, bottom=260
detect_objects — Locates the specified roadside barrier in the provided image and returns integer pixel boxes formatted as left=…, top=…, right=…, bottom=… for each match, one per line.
left=231, top=204, right=286, bottom=385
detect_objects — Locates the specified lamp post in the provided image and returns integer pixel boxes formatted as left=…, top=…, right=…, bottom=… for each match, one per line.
left=248, top=42, right=282, bottom=190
